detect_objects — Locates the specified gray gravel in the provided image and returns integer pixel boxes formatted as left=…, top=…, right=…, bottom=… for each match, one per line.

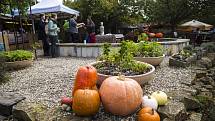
left=0, top=57, right=95, bottom=107
left=145, top=57, right=194, bottom=95
left=0, top=57, right=194, bottom=120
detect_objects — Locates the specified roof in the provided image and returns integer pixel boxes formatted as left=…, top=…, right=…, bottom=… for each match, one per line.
left=14, top=0, right=79, bottom=16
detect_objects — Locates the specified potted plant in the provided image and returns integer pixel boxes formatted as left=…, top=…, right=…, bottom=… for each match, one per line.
left=0, top=50, right=34, bottom=70
left=169, top=46, right=195, bottom=67
left=201, top=42, right=215, bottom=61
left=91, top=41, right=155, bottom=85
left=133, top=41, right=165, bottom=66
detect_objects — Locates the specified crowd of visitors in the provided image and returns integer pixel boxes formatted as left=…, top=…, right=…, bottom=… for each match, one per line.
left=38, top=13, right=96, bottom=57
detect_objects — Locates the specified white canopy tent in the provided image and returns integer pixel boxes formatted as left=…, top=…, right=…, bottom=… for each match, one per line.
left=14, top=0, right=79, bottom=16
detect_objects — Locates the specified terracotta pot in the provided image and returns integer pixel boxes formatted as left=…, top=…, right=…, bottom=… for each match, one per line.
left=90, top=61, right=155, bottom=85
left=134, top=54, right=165, bottom=66
left=5, top=60, right=33, bottom=70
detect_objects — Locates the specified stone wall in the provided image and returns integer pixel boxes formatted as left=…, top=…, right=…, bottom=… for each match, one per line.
left=57, top=39, right=190, bottom=58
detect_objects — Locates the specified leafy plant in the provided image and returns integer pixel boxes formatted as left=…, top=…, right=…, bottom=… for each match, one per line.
left=97, top=41, right=150, bottom=75
left=0, top=58, right=9, bottom=84
left=134, top=41, right=164, bottom=57
left=31, top=42, right=41, bottom=60
left=138, top=33, right=149, bottom=42
left=0, top=50, right=33, bottom=62
left=201, top=42, right=215, bottom=53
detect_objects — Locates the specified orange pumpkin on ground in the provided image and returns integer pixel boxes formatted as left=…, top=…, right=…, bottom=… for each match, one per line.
left=99, top=76, right=143, bottom=116
left=138, top=107, right=160, bottom=121
left=155, top=33, right=163, bottom=38
left=72, top=66, right=98, bottom=96
left=72, top=89, right=100, bottom=116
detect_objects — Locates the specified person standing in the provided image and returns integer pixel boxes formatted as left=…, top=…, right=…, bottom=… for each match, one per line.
left=69, top=15, right=84, bottom=43
left=38, top=14, right=49, bottom=56
left=48, top=13, right=60, bottom=58
left=86, top=16, right=96, bottom=43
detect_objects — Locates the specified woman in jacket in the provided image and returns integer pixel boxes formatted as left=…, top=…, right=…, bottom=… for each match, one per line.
left=48, top=13, right=60, bottom=58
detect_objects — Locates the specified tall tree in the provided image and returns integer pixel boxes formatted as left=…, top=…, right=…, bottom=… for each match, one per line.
left=142, top=0, right=215, bottom=31
left=64, top=0, right=145, bottom=33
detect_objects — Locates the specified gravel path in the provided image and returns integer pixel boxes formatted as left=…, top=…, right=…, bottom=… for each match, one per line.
left=0, top=57, right=194, bottom=120
left=0, top=57, right=95, bottom=107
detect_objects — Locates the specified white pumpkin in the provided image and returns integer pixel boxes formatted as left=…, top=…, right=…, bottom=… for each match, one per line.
left=142, top=95, right=158, bottom=110
left=151, top=91, right=168, bottom=105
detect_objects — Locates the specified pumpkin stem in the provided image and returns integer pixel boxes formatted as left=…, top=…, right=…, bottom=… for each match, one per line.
left=148, top=96, right=151, bottom=99
left=117, top=75, right=125, bottom=81
left=152, top=109, right=154, bottom=115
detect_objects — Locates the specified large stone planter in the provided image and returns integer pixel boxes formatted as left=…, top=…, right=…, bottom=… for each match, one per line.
left=5, top=60, right=33, bottom=70
left=91, top=61, right=155, bottom=85
left=134, top=54, right=165, bottom=66
left=169, top=57, right=190, bottom=68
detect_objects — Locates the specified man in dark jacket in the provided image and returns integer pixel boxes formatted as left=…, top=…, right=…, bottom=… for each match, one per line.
left=38, top=14, right=49, bottom=56
left=69, top=15, right=84, bottom=43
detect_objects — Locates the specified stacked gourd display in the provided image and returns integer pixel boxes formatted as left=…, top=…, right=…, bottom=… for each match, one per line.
left=61, top=66, right=168, bottom=121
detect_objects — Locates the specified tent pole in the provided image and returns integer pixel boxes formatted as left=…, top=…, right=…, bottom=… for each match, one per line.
left=17, top=0, right=24, bottom=49
left=9, top=0, right=18, bottom=49
left=29, top=0, right=35, bottom=43
left=29, top=1, right=35, bottom=34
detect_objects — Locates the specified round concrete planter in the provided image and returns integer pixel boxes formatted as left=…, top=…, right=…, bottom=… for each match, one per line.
left=134, top=54, right=165, bottom=66
left=5, top=60, right=33, bottom=70
left=91, top=61, right=155, bottom=85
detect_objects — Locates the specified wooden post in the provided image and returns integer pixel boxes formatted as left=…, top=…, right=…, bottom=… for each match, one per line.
left=17, top=0, right=24, bottom=49
left=9, top=0, right=18, bottom=50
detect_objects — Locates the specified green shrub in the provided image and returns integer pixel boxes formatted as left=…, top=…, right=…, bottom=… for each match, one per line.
left=135, top=41, right=164, bottom=57
left=201, top=42, right=215, bottom=53
left=0, top=58, right=9, bottom=84
left=98, top=41, right=150, bottom=73
left=0, top=50, right=33, bottom=62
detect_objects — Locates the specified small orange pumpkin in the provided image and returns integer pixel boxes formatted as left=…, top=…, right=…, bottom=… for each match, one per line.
left=99, top=76, right=143, bottom=116
left=155, top=33, right=163, bottom=38
left=72, top=89, right=100, bottom=116
left=72, top=66, right=98, bottom=96
left=149, top=33, right=156, bottom=38
left=138, top=107, right=160, bottom=121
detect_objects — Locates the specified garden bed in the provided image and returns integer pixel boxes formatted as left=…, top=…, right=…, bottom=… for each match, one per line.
left=0, top=57, right=195, bottom=121
left=92, top=61, right=155, bottom=85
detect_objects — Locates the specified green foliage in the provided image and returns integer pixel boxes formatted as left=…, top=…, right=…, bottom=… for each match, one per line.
left=98, top=41, right=149, bottom=73
left=0, top=58, right=9, bottom=84
left=201, top=42, right=215, bottom=53
left=176, top=45, right=194, bottom=58
left=138, top=33, right=149, bottom=42
left=64, top=0, right=146, bottom=31
left=179, top=50, right=192, bottom=58
left=195, top=95, right=211, bottom=104
left=0, top=0, right=31, bottom=16
left=139, top=0, right=215, bottom=30
left=31, top=42, right=41, bottom=50
left=0, top=50, right=33, bottom=62
left=135, top=41, right=164, bottom=57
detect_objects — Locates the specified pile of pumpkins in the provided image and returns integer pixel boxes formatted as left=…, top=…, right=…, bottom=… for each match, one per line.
left=61, top=66, right=168, bottom=121
left=149, top=32, right=164, bottom=38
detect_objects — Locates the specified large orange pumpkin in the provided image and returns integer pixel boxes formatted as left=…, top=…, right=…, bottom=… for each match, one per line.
left=72, top=89, right=100, bottom=116
left=72, top=66, right=98, bottom=96
left=138, top=107, right=160, bottom=121
left=99, top=76, right=143, bottom=116
left=155, top=33, right=163, bottom=38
